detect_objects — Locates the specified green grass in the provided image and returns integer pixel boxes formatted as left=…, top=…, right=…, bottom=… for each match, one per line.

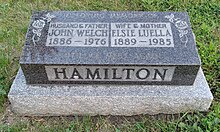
left=0, top=0, right=220, bottom=131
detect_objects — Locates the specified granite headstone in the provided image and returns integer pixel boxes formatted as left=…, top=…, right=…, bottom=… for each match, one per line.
left=20, top=11, right=201, bottom=85
left=8, top=11, right=213, bottom=116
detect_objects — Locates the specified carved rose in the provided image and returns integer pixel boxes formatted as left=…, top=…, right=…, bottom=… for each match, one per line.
left=175, top=20, right=188, bottom=30
left=32, top=29, right=42, bottom=37
left=32, top=20, right=45, bottom=29
left=179, top=30, right=188, bottom=37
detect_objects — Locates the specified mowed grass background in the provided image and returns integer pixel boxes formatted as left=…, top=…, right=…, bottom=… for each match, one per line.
left=0, top=0, right=220, bottom=131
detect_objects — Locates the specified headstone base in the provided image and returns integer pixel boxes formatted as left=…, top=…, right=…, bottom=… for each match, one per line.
left=8, top=68, right=213, bottom=116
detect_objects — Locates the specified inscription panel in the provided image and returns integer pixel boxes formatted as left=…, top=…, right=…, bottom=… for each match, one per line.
left=45, top=66, right=176, bottom=82
left=46, top=23, right=109, bottom=47
left=46, top=22, right=174, bottom=47
left=111, top=23, right=173, bottom=47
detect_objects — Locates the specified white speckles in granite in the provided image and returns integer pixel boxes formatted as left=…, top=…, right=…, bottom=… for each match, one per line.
left=8, top=68, right=213, bottom=116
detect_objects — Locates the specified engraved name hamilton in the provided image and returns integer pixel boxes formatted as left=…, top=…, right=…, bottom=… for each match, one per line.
left=45, top=66, right=175, bottom=81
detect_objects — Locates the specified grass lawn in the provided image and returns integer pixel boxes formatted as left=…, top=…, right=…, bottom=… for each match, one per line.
left=0, top=0, right=220, bottom=131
